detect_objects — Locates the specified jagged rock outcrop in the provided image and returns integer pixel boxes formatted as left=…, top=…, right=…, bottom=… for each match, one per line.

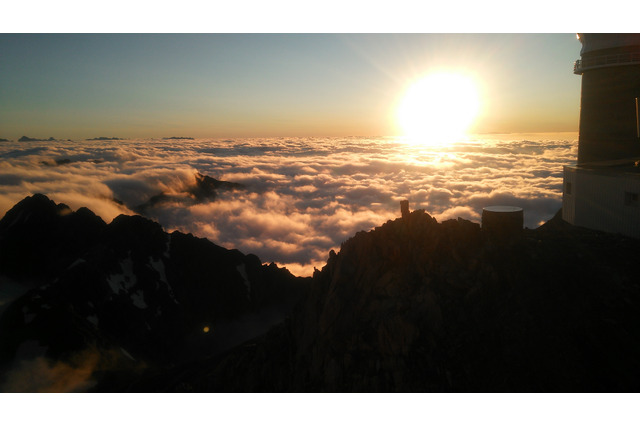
left=151, top=209, right=640, bottom=392
left=18, top=136, right=56, bottom=142
left=87, top=137, right=124, bottom=141
left=0, top=194, right=308, bottom=390
left=289, top=211, right=483, bottom=391
left=134, top=172, right=246, bottom=213
left=0, top=193, right=106, bottom=281
left=3, top=195, right=640, bottom=392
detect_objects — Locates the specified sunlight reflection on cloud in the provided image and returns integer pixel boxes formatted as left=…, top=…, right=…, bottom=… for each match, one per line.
left=0, top=135, right=577, bottom=276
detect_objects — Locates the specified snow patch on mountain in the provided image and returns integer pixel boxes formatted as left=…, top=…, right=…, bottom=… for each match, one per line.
left=106, top=254, right=137, bottom=294
left=163, top=235, right=171, bottom=259
left=120, top=347, right=136, bottom=361
left=148, top=256, right=178, bottom=304
left=6, top=210, right=31, bottom=229
left=148, top=256, right=167, bottom=283
left=130, top=290, right=147, bottom=309
left=236, top=263, right=251, bottom=297
left=67, top=258, right=86, bottom=270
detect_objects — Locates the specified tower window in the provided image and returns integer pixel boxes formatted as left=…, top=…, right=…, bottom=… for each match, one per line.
left=624, top=191, right=639, bottom=207
left=565, top=182, right=572, bottom=195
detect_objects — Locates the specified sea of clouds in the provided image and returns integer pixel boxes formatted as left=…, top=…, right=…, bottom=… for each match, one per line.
left=0, top=134, right=577, bottom=276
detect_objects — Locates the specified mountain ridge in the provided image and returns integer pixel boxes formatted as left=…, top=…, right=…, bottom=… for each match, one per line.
left=0, top=194, right=308, bottom=391
left=122, top=208, right=640, bottom=392
left=2, top=194, right=640, bottom=392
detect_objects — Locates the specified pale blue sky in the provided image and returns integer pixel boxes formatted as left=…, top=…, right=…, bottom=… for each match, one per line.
left=0, top=33, right=582, bottom=139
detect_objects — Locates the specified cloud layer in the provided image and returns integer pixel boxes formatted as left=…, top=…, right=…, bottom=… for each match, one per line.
left=0, top=135, right=577, bottom=276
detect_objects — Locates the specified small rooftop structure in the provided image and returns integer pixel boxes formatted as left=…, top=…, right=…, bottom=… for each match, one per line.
left=482, top=206, right=523, bottom=244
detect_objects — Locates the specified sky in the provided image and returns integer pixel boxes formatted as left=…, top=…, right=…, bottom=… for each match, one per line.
left=0, top=33, right=583, bottom=139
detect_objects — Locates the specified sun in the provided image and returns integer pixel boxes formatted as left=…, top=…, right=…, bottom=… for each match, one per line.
left=397, top=72, right=481, bottom=145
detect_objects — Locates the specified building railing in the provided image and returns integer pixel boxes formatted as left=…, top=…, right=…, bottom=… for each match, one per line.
left=574, top=51, right=640, bottom=74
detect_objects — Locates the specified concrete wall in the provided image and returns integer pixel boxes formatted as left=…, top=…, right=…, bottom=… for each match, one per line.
left=563, top=166, right=640, bottom=238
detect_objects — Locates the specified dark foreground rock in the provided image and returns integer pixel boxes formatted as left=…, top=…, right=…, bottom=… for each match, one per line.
left=2, top=195, right=640, bottom=392
left=0, top=194, right=308, bottom=391
left=119, top=209, right=640, bottom=392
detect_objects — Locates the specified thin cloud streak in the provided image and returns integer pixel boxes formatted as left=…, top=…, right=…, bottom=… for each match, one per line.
left=0, top=135, right=577, bottom=276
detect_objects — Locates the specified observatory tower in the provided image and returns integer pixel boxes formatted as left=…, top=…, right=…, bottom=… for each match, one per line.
left=563, top=33, right=640, bottom=237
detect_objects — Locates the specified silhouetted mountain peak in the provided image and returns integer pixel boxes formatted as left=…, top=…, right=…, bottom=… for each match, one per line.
left=324, top=210, right=481, bottom=282
left=133, top=172, right=246, bottom=214
left=0, top=194, right=107, bottom=282
left=3, top=194, right=640, bottom=392
left=0, top=193, right=71, bottom=233
left=0, top=195, right=309, bottom=389
left=108, top=213, right=166, bottom=240
left=192, top=172, right=245, bottom=201
left=170, top=207, right=640, bottom=393
left=18, top=136, right=56, bottom=142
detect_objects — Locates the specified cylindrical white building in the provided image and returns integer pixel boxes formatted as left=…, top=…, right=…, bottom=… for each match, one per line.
left=574, top=33, right=640, bottom=164
left=563, top=34, right=640, bottom=238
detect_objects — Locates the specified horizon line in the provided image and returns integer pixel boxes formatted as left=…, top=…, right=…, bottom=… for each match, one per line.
left=1, top=131, right=580, bottom=141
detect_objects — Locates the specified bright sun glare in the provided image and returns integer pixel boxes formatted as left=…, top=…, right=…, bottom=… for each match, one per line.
left=397, top=72, right=481, bottom=146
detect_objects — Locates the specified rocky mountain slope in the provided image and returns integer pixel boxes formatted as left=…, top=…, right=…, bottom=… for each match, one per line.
left=120, top=209, right=640, bottom=392
left=0, top=194, right=307, bottom=391
left=2, top=195, right=640, bottom=392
